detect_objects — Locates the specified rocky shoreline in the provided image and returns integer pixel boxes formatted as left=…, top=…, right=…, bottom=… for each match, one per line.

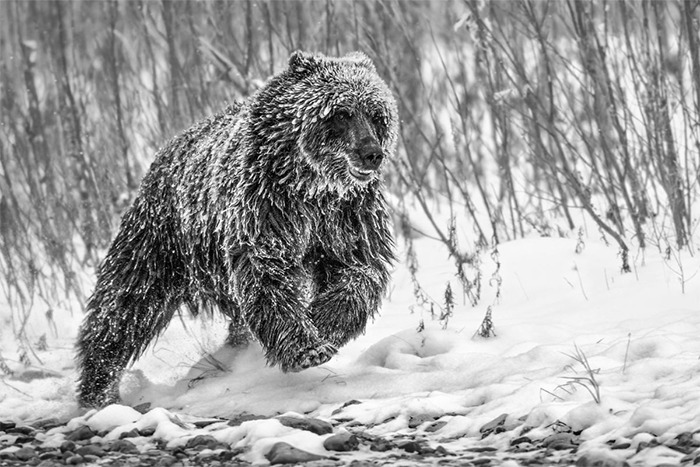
left=1, top=410, right=699, bottom=466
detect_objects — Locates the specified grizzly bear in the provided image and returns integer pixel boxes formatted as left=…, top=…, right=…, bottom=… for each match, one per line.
left=75, top=51, right=399, bottom=408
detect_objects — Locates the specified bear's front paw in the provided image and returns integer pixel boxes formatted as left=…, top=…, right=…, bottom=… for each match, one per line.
left=281, top=342, right=337, bottom=372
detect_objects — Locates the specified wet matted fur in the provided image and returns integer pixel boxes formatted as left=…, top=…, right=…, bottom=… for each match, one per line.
left=75, top=51, right=399, bottom=408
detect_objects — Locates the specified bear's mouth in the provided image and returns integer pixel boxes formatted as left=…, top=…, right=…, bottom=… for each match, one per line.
left=348, top=166, right=375, bottom=182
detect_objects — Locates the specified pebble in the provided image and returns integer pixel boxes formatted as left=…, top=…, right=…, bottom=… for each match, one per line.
left=139, top=427, right=156, bottom=437
left=408, top=414, right=435, bottom=429
left=479, top=413, right=508, bottom=437
left=0, top=421, right=16, bottom=431
left=119, top=428, right=140, bottom=439
left=38, top=451, right=61, bottom=460
left=66, top=454, right=84, bottom=464
left=193, top=419, right=223, bottom=428
left=14, top=447, right=37, bottom=461
left=227, top=414, right=266, bottom=426
left=265, top=441, right=326, bottom=464
left=76, top=444, right=106, bottom=457
left=543, top=432, right=579, bottom=450
left=185, top=434, right=220, bottom=450
left=65, top=426, right=96, bottom=442
left=331, top=400, right=362, bottom=416
left=369, top=438, right=394, bottom=452
left=13, top=435, right=35, bottom=444
left=425, top=421, right=447, bottom=433
left=276, top=416, right=333, bottom=435
left=60, top=440, right=77, bottom=453
left=155, top=455, right=177, bottom=467
left=511, top=436, right=532, bottom=446
left=397, top=440, right=423, bottom=453
left=323, top=432, right=359, bottom=451
left=37, top=460, right=63, bottom=467
left=133, top=402, right=152, bottom=414
left=576, top=451, right=630, bottom=467
left=9, top=425, right=36, bottom=436
left=31, top=418, right=62, bottom=430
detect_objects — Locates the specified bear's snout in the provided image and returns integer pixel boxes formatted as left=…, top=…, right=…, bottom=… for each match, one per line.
left=357, top=140, right=384, bottom=171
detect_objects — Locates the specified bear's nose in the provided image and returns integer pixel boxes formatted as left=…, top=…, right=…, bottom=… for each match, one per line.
left=358, top=143, right=384, bottom=171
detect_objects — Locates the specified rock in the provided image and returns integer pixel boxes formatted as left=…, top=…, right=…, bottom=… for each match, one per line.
left=60, top=440, right=77, bottom=453
left=37, top=460, right=63, bottom=467
left=576, top=450, right=628, bottom=467
left=472, top=459, right=493, bottom=466
left=139, top=427, right=156, bottom=437
left=425, top=421, right=447, bottom=433
left=218, top=450, right=242, bottom=462
left=31, top=418, right=62, bottom=430
left=65, top=454, right=84, bottom=465
left=323, top=432, right=359, bottom=451
left=82, top=454, right=100, bottom=463
left=193, top=419, right=223, bottom=429
left=185, top=434, right=220, bottom=450
left=408, top=414, right=434, bottom=429
left=13, top=435, right=35, bottom=444
left=671, top=432, right=700, bottom=454
left=133, top=402, right=152, bottom=414
left=543, top=432, right=579, bottom=450
left=610, top=442, right=631, bottom=450
left=369, top=438, right=394, bottom=452
left=195, top=449, right=217, bottom=461
left=265, top=442, right=326, bottom=464
left=156, top=455, right=177, bottom=467
left=466, top=446, right=498, bottom=453
left=14, top=447, right=37, bottom=461
left=479, top=413, right=508, bottom=437
left=434, top=445, right=451, bottom=457
left=331, top=400, right=362, bottom=416
left=38, top=451, right=61, bottom=460
left=109, top=439, right=139, bottom=454
left=397, top=440, right=423, bottom=453
left=0, top=421, right=16, bottom=431
left=76, top=445, right=106, bottom=457
left=276, top=416, right=333, bottom=435
left=511, top=436, right=533, bottom=446
left=65, top=426, right=96, bottom=442
left=9, top=425, right=36, bottom=436
left=227, top=414, right=266, bottom=426
left=119, top=428, right=140, bottom=439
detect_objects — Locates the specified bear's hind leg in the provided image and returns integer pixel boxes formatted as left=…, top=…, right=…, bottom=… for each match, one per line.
left=76, top=284, right=184, bottom=407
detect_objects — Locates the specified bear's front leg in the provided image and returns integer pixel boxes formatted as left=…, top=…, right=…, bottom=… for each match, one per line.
left=234, top=252, right=337, bottom=372
left=310, top=260, right=390, bottom=348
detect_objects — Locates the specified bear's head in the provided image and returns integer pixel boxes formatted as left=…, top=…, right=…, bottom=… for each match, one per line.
left=251, top=51, right=399, bottom=193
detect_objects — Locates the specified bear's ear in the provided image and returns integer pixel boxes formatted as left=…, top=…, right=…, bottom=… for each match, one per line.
left=344, top=51, right=375, bottom=71
left=288, top=51, right=321, bottom=75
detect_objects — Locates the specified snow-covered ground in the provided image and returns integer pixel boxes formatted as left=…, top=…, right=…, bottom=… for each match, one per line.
left=2, top=233, right=700, bottom=464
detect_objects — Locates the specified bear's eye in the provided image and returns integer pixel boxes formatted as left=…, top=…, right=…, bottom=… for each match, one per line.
left=331, top=110, right=351, bottom=125
left=371, top=114, right=385, bottom=130
left=371, top=113, right=387, bottom=139
left=327, top=110, right=351, bottom=137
